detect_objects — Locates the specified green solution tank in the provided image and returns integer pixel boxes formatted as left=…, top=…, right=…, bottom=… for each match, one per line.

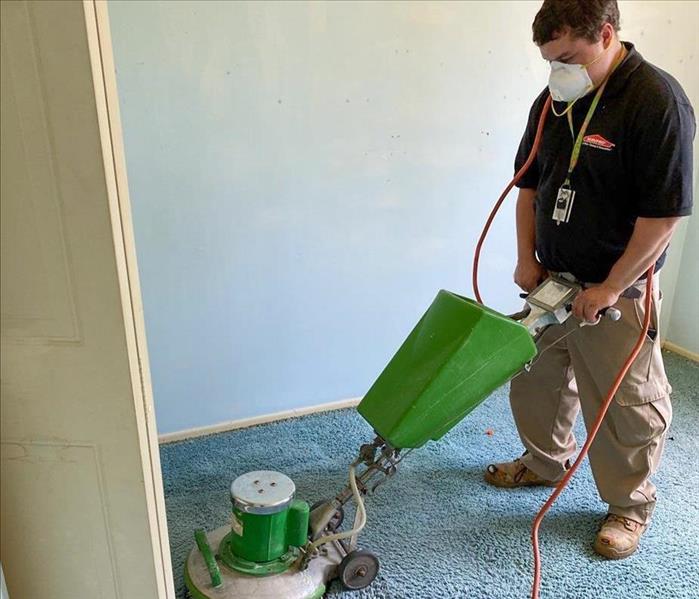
left=357, top=290, right=536, bottom=449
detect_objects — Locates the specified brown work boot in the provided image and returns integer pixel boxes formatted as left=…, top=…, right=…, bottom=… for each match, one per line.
left=594, top=514, right=647, bottom=560
left=484, top=457, right=559, bottom=488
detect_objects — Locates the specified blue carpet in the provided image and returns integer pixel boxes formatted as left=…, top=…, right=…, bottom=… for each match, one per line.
left=161, top=350, right=699, bottom=598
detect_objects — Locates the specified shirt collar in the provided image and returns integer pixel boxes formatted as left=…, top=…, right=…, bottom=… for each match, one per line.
left=603, top=41, right=644, bottom=98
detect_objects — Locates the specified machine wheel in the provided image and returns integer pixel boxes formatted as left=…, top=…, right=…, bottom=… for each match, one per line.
left=338, top=549, right=379, bottom=590
left=310, top=499, right=344, bottom=532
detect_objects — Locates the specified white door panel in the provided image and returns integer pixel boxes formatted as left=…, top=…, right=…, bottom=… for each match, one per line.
left=0, top=2, right=172, bottom=598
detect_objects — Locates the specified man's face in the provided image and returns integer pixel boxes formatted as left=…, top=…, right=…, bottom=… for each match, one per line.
left=539, top=27, right=613, bottom=86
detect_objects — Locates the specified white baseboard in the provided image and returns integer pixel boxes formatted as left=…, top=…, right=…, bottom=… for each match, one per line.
left=158, top=396, right=363, bottom=444
left=662, top=340, right=699, bottom=363
left=160, top=340, right=697, bottom=444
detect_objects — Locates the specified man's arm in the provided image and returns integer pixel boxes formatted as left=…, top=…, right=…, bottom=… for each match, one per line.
left=572, top=217, right=681, bottom=322
left=514, top=187, right=547, bottom=291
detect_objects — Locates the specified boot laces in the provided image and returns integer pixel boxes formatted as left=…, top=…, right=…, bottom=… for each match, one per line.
left=606, top=514, right=639, bottom=532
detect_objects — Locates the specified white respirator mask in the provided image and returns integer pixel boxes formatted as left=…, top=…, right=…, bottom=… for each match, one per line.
left=548, top=42, right=609, bottom=107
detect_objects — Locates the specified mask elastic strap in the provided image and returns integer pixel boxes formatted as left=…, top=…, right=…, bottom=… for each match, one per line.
left=551, top=98, right=580, bottom=118
left=584, top=38, right=612, bottom=68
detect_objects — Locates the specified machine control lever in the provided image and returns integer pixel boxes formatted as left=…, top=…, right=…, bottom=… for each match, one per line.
left=564, top=303, right=622, bottom=326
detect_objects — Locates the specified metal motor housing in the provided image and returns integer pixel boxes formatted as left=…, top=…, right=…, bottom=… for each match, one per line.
left=219, top=470, right=310, bottom=576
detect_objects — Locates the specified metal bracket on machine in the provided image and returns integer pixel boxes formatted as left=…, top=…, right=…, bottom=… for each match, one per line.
left=338, top=437, right=403, bottom=504
left=308, top=436, right=405, bottom=547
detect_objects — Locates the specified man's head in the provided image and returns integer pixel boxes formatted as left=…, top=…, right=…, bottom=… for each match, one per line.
left=533, top=0, right=621, bottom=87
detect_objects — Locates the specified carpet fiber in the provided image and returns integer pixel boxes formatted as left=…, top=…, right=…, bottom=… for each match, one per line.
left=161, top=350, right=698, bottom=598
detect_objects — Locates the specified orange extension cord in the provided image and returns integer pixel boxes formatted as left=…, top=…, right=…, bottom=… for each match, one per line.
left=471, top=96, right=552, bottom=305
left=471, top=94, right=655, bottom=599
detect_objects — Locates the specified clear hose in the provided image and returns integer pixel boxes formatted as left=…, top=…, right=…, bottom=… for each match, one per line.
left=307, top=462, right=366, bottom=552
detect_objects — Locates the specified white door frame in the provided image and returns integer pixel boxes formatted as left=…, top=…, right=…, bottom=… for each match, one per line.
left=83, top=1, right=174, bottom=595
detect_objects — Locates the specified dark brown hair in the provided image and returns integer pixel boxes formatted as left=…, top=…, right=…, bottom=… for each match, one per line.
left=532, top=0, right=620, bottom=45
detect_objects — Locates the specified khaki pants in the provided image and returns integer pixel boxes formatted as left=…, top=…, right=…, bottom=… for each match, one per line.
left=510, top=275, right=672, bottom=524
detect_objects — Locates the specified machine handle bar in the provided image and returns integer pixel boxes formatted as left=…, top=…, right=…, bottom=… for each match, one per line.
left=563, top=303, right=622, bottom=322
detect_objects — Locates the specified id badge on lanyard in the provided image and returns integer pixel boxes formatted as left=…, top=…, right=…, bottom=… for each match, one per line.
left=552, top=101, right=599, bottom=226
left=553, top=183, right=575, bottom=225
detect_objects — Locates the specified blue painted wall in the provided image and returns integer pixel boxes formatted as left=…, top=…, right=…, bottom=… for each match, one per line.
left=668, top=216, right=699, bottom=354
left=108, top=1, right=698, bottom=434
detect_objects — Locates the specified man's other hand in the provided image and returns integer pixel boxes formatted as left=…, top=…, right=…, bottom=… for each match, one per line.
left=514, top=258, right=547, bottom=292
left=572, top=284, right=622, bottom=323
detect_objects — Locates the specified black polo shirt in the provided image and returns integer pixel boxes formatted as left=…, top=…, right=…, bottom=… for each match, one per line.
left=515, top=42, right=695, bottom=283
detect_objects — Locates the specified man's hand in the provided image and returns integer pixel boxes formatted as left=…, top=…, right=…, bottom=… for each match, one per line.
left=514, top=257, right=547, bottom=292
left=572, top=284, right=622, bottom=323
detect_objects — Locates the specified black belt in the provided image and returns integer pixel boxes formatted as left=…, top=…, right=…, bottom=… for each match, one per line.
left=554, top=272, right=645, bottom=299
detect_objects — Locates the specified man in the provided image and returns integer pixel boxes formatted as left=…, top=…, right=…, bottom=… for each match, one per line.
left=484, top=0, right=695, bottom=559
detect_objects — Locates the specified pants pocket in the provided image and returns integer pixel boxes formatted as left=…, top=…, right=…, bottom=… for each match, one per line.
left=616, top=291, right=672, bottom=406
left=612, top=396, right=671, bottom=448
left=649, top=395, right=672, bottom=435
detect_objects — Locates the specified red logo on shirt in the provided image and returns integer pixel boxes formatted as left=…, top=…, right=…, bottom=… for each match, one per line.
left=583, top=134, right=615, bottom=151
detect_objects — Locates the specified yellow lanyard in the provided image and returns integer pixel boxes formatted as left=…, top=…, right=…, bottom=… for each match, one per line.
left=561, top=45, right=627, bottom=185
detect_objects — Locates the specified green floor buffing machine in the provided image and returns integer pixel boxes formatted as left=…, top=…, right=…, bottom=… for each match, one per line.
left=185, top=277, right=620, bottom=598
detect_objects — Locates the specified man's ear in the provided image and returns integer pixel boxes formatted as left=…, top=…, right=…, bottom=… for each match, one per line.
left=600, top=22, right=615, bottom=48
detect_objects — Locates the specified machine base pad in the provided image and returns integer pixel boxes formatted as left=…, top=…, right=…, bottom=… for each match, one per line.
left=185, top=526, right=341, bottom=599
